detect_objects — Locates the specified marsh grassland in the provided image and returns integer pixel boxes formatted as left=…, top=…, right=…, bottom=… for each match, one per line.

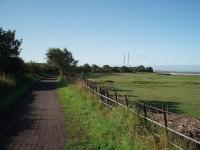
left=91, top=73, right=200, bottom=118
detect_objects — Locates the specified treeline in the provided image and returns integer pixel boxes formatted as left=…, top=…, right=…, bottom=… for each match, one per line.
left=0, top=27, right=58, bottom=78
left=77, top=64, right=153, bottom=74
left=24, top=62, right=59, bottom=76
left=1, top=26, right=153, bottom=81
left=0, top=27, right=59, bottom=106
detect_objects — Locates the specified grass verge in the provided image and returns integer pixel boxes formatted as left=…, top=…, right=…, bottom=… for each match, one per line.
left=57, top=79, right=173, bottom=150
left=0, top=74, right=40, bottom=113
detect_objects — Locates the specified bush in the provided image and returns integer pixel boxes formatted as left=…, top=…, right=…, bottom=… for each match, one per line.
left=25, top=62, right=59, bottom=76
left=0, top=75, right=16, bottom=95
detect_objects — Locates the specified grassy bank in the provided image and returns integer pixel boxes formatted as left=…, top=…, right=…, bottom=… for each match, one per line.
left=90, top=73, right=200, bottom=118
left=0, top=74, right=40, bottom=113
left=57, top=79, right=172, bottom=150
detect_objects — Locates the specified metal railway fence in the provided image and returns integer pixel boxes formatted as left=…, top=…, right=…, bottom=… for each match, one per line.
left=82, top=79, right=200, bottom=150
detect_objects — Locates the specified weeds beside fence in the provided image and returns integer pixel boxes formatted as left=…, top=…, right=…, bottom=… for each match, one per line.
left=82, top=79, right=200, bottom=150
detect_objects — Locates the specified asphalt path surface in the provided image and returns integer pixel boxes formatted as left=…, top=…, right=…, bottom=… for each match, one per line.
left=0, top=77, right=67, bottom=150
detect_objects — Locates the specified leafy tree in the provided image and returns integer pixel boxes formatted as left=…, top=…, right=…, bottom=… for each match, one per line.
left=111, top=66, right=120, bottom=72
left=102, top=65, right=111, bottom=73
left=91, top=64, right=101, bottom=73
left=26, top=61, right=42, bottom=75
left=146, top=67, right=153, bottom=72
left=136, top=65, right=146, bottom=72
left=0, top=27, right=24, bottom=77
left=120, top=66, right=131, bottom=73
left=41, top=64, right=59, bottom=75
left=46, top=48, right=78, bottom=79
left=82, top=64, right=92, bottom=73
left=25, top=62, right=59, bottom=76
left=77, top=66, right=84, bottom=74
left=129, top=67, right=136, bottom=72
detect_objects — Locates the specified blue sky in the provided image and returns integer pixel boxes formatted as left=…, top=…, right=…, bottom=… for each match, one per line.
left=1, top=0, right=200, bottom=67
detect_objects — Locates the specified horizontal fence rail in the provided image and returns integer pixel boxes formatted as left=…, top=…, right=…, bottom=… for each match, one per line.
left=82, top=79, right=200, bottom=150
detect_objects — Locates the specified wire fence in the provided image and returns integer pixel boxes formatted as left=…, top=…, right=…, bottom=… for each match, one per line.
left=82, top=79, right=200, bottom=150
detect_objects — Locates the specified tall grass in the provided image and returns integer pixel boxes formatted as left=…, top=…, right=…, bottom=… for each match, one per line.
left=57, top=79, right=175, bottom=150
left=0, top=74, right=16, bottom=93
left=0, top=74, right=15, bottom=84
left=0, top=74, right=40, bottom=113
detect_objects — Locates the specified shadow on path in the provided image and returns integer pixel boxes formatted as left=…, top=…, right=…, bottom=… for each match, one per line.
left=0, top=77, right=66, bottom=150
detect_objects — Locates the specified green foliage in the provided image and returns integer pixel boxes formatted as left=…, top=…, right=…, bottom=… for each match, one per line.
left=77, top=64, right=154, bottom=75
left=102, top=65, right=112, bottom=73
left=57, top=80, right=168, bottom=150
left=136, top=65, right=146, bottom=72
left=83, top=63, right=92, bottom=73
left=0, top=27, right=24, bottom=77
left=78, top=64, right=102, bottom=76
left=0, top=75, right=16, bottom=96
left=111, top=67, right=121, bottom=72
left=25, top=61, right=59, bottom=76
left=91, top=64, right=101, bottom=73
left=146, top=67, right=153, bottom=72
left=46, top=48, right=78, bottom=78
left=120, top=66, right=131, bottom=73
left=0, top=74, right=40, bottom=113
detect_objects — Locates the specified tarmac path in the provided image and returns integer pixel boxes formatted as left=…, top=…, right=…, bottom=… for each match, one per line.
left=0, top=77, right=67, bottom=150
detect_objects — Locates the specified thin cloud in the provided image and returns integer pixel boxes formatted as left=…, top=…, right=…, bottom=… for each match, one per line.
left=140, top=54, right=147, bottom=58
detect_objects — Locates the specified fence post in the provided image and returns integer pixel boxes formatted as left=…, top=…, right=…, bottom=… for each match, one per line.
left=143, top=104, right=147, bottom=124
left=91, top=83, right=94, bottom=94
left=164, top=111, right=168, bottom=129
left=106, top=89, right=110, bottom=105
left=95, top=86, right=98, bottom=92
left=106, top=89, right=109, bottom=98
left=163, top=111, right=169, bottom=142
left=102, top=88, right=105, bottom=102
left=99, top=87, right=102, bottom=101
left=115, top=90, right=118, bottom=102
left=125, top=95, right=129, bottom=107
left=93, top=84, right=95, bottom=94
left=95, top=86, right=98, bottom=96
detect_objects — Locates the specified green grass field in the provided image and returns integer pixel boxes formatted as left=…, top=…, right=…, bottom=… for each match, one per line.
left=90, top=73, right=200, bottom=118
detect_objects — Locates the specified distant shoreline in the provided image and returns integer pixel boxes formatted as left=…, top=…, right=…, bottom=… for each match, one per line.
left=155, top=71, right=200, bottom=76
left=152, top=65, right=200, bottom=73
left=169, top=72, right=200, bottom=76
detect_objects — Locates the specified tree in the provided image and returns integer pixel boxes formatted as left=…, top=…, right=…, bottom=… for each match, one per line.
left=0, top=27, right=24, bottom=77
left=46, top=48, right=78, bottom=79
left=120, top=66, right=131, bottom=73
left=146, top=67, right=153, bottom=72
left=129, top=67, right=136, bottom=72
left=136, top=65, right=146, bottom=72
left=102, top=65, right=111, bottom=73
left=25, top=61, right=42, bottom=75
left=111, top=66, right=120, bottom=72
left=91, top=64, right=100, bottom=73
left=83, top=63, right=92, bottom=73
left=25, top=62, right=59, bottom=76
